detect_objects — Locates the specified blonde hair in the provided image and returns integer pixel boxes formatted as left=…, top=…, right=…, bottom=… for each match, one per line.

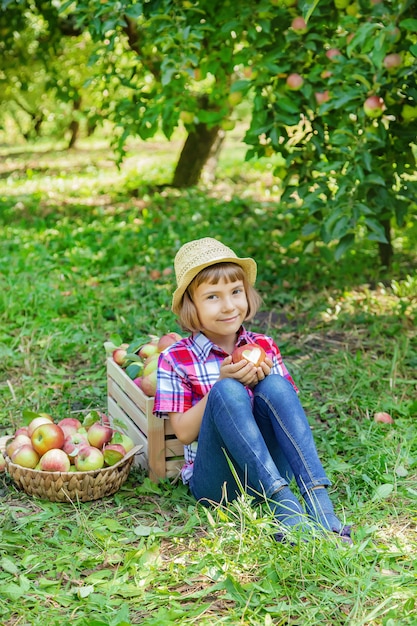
left=177, top=262, right=262, bottom=332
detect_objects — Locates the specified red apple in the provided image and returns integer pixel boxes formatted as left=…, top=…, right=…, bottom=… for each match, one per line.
left=363, top=95, right=385, bottom=118
left=87, top=422, right=113, bottom=449
left=232, top=343, right=267, bottom=367
left=133, top=377, right=143, bottom=388
left=27, top=415, right=54, bottom=437
left=15, top=426, right=29, bottom=437
left=286, top=73, right=304, bottom=90
left=39, top=448, right=71, bottom=472
left=11, top=444, right=40, bottom=469
left=291, top=17, right=307, bottom=33
left=374, top=412, right=394, bottom=424
left=62, top=432, right=89, bottom=462
left=157, top=332, right=182, bottom=352
left=383, top=53, right=402, bottom=71
left=31, top=423, right=65, bottom=456
left=113, top=348, right=127, bottom=366
left=103, top=444, right=126, bottom=466
left=110, top=432, right=134, bottom=453
left=326, top=48, right=341, bottom=61
left=315, top=90, right=330, bottom=104
left=141, top=370, right=158, bottom=397
left=6, top=434, right=32, bottom=458
left=57, top=417, right=82, bottom=437
left=74, top=445, right=104, bottom=471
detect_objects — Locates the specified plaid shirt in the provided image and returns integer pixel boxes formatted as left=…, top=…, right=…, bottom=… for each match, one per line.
left=153, top=326, right=297, bottom=483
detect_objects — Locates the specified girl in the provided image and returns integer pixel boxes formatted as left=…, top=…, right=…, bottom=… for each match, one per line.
left=154, top=237, right=352, bottom=544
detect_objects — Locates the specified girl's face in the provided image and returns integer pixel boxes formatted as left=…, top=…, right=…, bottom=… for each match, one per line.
left=191, top=277, right=248, bottom=346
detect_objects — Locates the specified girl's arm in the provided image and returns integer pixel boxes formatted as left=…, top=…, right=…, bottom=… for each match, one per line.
left=168, top=356, right=272, bottom=444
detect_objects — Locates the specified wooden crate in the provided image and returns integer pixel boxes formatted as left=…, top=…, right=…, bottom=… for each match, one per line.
left=106, top=358, right=184, bottom=482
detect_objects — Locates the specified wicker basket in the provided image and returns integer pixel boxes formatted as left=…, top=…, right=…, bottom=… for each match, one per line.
left=2, top=440, right=142, bottom=503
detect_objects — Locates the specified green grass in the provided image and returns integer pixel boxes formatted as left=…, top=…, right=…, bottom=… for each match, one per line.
left=0, top=136, right=416, bottom=625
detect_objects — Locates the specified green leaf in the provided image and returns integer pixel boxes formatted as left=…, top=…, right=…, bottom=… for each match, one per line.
left=125, top=363, right=143, bottom=379
left=372, top=483, right=394, bottom=501
left=1, top=556, right=19, bottom=575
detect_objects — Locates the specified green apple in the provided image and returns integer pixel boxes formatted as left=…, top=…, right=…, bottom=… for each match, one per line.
left=74, top=445, right=104, bottom=471
left=402, top=104, right=417, bottom=122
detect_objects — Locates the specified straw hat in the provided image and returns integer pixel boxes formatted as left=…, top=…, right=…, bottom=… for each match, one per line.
left=171, top=237, right=257, bottom=314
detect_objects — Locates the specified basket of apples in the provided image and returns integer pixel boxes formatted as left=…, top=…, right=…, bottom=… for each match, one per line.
left=1, top=410, right=142, bottom=502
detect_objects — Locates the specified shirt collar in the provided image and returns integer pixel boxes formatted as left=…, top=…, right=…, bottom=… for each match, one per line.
left=190, top=327, right=248, bottom=363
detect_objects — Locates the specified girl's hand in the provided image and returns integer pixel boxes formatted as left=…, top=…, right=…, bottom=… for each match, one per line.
left=219, top=356, right=272, bottom=388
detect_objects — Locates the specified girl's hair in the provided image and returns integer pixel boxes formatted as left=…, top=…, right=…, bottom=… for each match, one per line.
left=177, top=262, right=262, bottom=332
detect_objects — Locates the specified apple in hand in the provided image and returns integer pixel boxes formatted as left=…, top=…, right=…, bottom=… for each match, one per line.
left=103, top=444, right=126, bottom=466
left=232, top=343, right=267, bottom=367
left=31, top=423, right=65, bottom=455
left=87, top=422, right=113, bottom=449
left=74, top=445, right=104, bottom=471
left=11, top=444, right=40, bottom=469
left=39, top=448, right=71, bottom=472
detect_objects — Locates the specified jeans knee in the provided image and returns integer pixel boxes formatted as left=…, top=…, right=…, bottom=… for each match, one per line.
left=211, top=378, right=248, bottom=404
left=256, top=374, right=294, bottom=397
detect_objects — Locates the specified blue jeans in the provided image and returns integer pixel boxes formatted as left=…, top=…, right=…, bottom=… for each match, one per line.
left=189, top=375, right=331, bottom=505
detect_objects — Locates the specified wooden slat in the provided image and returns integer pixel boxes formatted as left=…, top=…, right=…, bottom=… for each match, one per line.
left=107, top=398, right=148, bottom=469
left=147, top=411, right=166, bottom=481
left=166, top=458, right=184, bottom=478
left=107, top=358, right=154, bottom=417
left=164, top=438, right=184, bottom=457
left=108, top=377, right=148, bottom=435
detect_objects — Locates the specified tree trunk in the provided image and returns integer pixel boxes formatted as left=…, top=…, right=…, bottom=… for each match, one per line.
left=172, top=122, right=222, bottom=188
left=378, top=218, right=393, bottom=268
left=68, top=95, right=81, bottom=149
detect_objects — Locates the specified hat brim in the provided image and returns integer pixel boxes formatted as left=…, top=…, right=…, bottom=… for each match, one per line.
left=171, top=256, right=257, bottom=315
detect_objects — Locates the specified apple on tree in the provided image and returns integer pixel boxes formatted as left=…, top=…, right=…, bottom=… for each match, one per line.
left=286, top=73, right=304, bottom=90
left=232, top=343, right=267, bottom=367
left=363, top=95, right=385, bottom=118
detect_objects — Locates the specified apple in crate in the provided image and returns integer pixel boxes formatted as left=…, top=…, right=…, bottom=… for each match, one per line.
left=31, top=423, right=65, bottom=455
left=87, top=422, right=113, bottom=448
left=11, top=444, right=40, bottom=469
left=232, top=343, right=266, bottom=367
left=39, top=448, right=71, bottom=472
left=157, top=332, right=182, bottom=351
left=138, top=339, right=159, bottom=359
left=74, top=445, right=104, bottom=471
left=27, top=415, right=54, bottom=437
left=6, top=434, right=32, bottom=458
left=58, top=417, right=82, bottom=437
left=103, top=444, right=126, bottom=466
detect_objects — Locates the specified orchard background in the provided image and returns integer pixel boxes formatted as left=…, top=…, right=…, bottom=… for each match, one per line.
left=1, top=1, right=417, bottom=625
